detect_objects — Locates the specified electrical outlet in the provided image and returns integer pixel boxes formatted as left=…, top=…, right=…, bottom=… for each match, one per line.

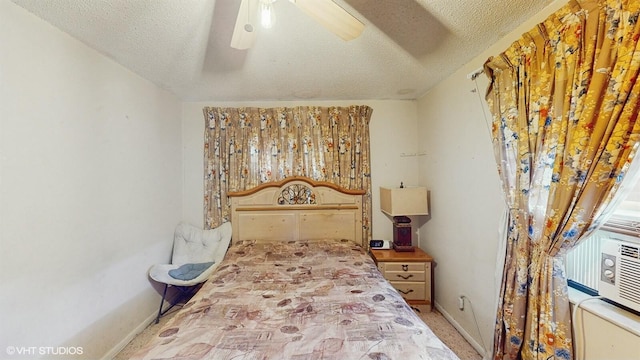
left=458, top=296, right=465, bottom=311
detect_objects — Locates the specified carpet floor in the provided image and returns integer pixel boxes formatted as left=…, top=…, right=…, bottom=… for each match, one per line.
left=412, top=304, right=483, bottom=360
left=115, top=304, right=482, bottom=360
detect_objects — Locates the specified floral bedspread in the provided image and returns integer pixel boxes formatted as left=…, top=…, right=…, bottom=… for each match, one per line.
left=131, top=239, right=460, bottom=360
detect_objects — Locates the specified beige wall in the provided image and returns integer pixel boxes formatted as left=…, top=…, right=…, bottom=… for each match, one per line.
left=416, top=67, right=503, bottom=354
left=0, top=2, right=182, bottom=359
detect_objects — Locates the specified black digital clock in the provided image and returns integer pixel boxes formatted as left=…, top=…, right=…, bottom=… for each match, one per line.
left=369, top=239, right=391, bottom=249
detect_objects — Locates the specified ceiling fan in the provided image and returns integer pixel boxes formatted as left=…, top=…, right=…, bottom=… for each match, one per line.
left=231, top=0, right=365, bottom=50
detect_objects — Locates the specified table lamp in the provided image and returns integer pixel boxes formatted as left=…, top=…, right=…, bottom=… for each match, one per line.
left=380, top=184, right=429, bottom=252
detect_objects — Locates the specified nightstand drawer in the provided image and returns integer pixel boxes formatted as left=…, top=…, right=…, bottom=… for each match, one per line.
left=385, top=270, right=425, bottom=282
left=384, top=263, right=425, bottom=273
left=389, top=281, right=425, bottom=301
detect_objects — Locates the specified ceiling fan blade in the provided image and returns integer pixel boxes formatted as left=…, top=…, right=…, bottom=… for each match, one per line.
left=231, top=0, right=257, bottom=49
left=290, top=0, right=364, bottom=41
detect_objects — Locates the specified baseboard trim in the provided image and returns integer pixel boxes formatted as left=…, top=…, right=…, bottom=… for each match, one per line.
left=100, top=310, right=157, bottom=360
left=435, top=301, right=488, bottom=359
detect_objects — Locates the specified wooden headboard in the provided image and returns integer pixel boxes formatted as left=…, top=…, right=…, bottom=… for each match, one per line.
left=227, top=177, right=366, bottom=247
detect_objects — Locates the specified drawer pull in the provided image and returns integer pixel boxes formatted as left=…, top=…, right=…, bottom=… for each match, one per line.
left=402, top=264, right=409, bottom=271
left=396, top=274, right=413, bottom=280
left=398, top=289, right=414, bottom=295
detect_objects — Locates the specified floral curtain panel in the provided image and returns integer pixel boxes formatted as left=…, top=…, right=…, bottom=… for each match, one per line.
left=484, top=0, right=640, bottom=359
left=202, top=105, right=373, bottom=239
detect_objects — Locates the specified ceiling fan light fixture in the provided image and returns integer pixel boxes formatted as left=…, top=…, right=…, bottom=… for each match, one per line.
left=231, top=0, right=364, bottom=50
left=289, top=0, right=364, bottom=41
left=231, top=0, right=257, bottom=49
left=260, top=0, right=277, bottom=29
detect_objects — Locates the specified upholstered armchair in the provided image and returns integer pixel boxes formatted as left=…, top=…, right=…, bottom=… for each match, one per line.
left=149, top=221, right=232, bottom=323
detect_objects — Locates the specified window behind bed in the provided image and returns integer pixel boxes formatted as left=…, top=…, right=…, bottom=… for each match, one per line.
left=202, top=106, right=373, bottom=241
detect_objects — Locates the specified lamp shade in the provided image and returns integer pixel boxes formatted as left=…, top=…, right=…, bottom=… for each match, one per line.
left=380, top=187, right=429, bottom=216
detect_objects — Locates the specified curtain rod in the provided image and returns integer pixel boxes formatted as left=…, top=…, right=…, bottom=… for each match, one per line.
left=467, top=67, right=484, bottom=81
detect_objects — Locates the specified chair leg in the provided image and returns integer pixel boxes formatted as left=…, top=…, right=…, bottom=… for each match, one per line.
left=155, top=284, right=199, bottom=324
left=155, top=284, right=169, bottom=324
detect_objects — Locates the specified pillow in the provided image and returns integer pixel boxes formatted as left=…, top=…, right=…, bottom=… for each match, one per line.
left=168, top=262, right=215, bottom=281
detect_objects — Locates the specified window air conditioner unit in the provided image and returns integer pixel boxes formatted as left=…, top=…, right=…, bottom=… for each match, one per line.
left=599, top=238, right=640, bottom=313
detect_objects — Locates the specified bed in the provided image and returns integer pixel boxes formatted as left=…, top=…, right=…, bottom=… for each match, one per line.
left=131, top=177, right=459, bottom=360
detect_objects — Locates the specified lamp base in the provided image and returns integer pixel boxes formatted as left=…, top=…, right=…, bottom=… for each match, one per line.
left=392, top=217, right=414, bottom=252
left=393, top=243, right=415, bottom=252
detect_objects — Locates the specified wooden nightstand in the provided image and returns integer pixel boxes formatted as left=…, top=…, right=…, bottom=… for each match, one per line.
left=370, top=247, right=434, bottom=310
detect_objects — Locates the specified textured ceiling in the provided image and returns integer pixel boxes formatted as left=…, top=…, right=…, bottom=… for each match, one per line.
left=10, top=0, right=554, bottom=101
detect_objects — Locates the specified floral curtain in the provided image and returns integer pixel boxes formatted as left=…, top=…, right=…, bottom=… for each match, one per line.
left=484, top=0, right=640, bottom=359
left=202, top=105, right=373, bottom=239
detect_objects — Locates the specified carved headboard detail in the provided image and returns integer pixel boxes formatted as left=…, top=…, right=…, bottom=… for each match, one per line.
left=277, top=183, right=316, bottom=205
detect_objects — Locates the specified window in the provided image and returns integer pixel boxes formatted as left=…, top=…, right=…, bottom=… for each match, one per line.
left=599, top=180, right=640, bottom=236
left=566, top=178, right=640, bottom=309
